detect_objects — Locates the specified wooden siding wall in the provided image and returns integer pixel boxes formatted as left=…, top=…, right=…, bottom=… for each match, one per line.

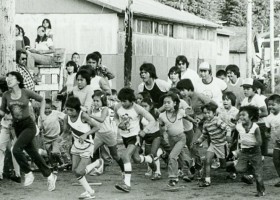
left=216, top=35, right=230, bottom=66
left=16, top=0, right=113, bottom=14
left=15, top=14, right=119, bottom=54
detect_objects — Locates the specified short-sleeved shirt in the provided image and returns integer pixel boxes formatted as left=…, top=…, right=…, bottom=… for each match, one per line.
left=227, top=78, right=245, bottom=108
left=115, top=103, right=155, bottom=138
left=16, top=64, right=35, bottom=91
left=197, top=77, right=227, bottom=107
left=241, top=94, right=267, bottom=123
left=159, top=109, right=185, bottom=137
left=188, top=92, right=212, bottom=120
left=266, top=112, right=280, bottom=143
left=217, top=106, right=239, bottom=130
left=72, top=85, right=93, bottom=113
left=179, top=99, right=193, bottom=131
left=39, top=110, right=65, bottom=143
left=35, top=38, right=53, bottom=51
left=181, top=68, right=201, bottom=92
left=1, top=89, right=42, bottom=120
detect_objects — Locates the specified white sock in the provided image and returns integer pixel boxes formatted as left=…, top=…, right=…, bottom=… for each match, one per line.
left=78, top=176, right=94, bottom=194
left=205, top=177, right=211, bottom=183
left=85, top=159, right=101, bottom=174
left=124, top=163, right=132, bottom=187
left=139, top=155, right=152, bottom=163
left=155, top=158, right=161, bottom=174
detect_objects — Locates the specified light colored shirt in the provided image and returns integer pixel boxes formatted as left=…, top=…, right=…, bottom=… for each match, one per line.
left=38, top=110, right=65, bottom=143
left=266, top=112, right=280, bottom=143
left=181, top=68, right=201, bottom=92
left=35, top=38, right=53, bottom=51
left=72, top=85, right=93, bottom=113
left=197, top=77, right=227, bottom=107
left=227, top=78, right=245, bottom=108
left=236, top=122, right=259, bottom=149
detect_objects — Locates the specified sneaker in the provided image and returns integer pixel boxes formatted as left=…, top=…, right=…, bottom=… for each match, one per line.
left=24, top=172, right=34, bottom=186
left=241, top=175, right=254, bottom=185
left=211, top=159, right=220, bottom=169
left=89, top=159, right=104, bottom=176
left=151, top=173, right=161, bottom=180
left=10, top=175, right=21, bottom=183
left=148, top=155, right=157, bottom=172
left=182, top=175, right=192, bottom=182
left=79, top=191, right=95, bottom=199
left=47, top=173, right=57, bottom=191
left=255, top=191, right=265, bottom=197
left=199, top=180, right=211, bottom=187
left=145, top=167, right=153, bottom=177
left=275, top=181, right=280, bottom=187
left=167, top=179, right=178, bottom=187
left=226, top=173, right=237, bottom=180
left=177, top=169, right=184, bottom=178
left=115, top=182, right=131, bottom=193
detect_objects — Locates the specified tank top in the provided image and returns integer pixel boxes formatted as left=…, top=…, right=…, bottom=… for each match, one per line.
left=236, top=122, right=259, bottom=149
left=143, top=82, right=166, bottom=108
left=68, top=111, right=93, bottom=150
left=91, top=107, right=112, bottom=133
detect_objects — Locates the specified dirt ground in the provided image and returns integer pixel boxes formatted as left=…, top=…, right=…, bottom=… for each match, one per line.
left=1, top=146, right=280, bottom=200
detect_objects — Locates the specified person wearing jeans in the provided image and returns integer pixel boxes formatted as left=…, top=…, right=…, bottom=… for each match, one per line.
left=0, top=71, right=57, bottom=191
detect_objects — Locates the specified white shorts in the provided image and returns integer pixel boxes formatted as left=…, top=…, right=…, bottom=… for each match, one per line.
left=207, top=143, right=228, bottom=159
left=71, top=144, right=94, bottom=159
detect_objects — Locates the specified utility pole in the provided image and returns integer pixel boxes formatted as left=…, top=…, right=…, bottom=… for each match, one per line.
left=246, top=0, right=253, bottom=78
left=124, top=0, right=133, bottom=87
left=0, top=0, right=16, bottom=77
left=270, top=0, right=275, bottom=93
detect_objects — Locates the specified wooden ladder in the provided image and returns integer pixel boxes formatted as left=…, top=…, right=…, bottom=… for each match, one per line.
left=34, top=48, right=66, bottom=109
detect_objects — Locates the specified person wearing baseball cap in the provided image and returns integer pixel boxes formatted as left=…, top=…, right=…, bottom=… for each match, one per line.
left=196, top=62, right=227, bottom=107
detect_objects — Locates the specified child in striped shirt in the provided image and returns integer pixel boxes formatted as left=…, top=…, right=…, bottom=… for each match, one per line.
left=194, top=102, right=231, bottom=187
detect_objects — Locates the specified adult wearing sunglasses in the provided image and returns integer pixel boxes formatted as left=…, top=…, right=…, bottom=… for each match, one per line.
left=16, top=50, right=35, bottom=91
left=27, top=26, right=54, bottom=71
left=175, top=55, right=201, bottom=91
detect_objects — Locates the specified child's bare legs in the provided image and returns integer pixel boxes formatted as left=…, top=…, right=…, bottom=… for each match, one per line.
left=108, top=145, right=124, bottom=172
left=204, top=151, right=215, bottom=183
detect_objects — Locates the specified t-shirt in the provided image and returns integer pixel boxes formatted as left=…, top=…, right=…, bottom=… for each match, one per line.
left=65, top=73, right=76, bottom=93
left=35, top=38, right=53, bottom=51
left=1, top=89, right=42, bottom=120
left=236, top=122, right=259, bottom=149
left=241, top=94, right=267, bottom=123
left=38, top=110, right=65, bottom=143
left=115, top=103, right=155, bottom=138
left=266, top=112, right=280, bottom=143
left=179, top=99, right=193, bottom=131
left=197, top=77, right=227, bottom=107
left=199, top=116, right=230, bottom=146
left=217, top=106, right=239, bottom=130
left=188, top=92, right=212, bottom=120
left=227, top=78, right=245, bottom=108
left=181, top=68, right=201, bottom=92
left=72, top=85, right=93, bottom=113
left=159, top=109, right=185, bottom=137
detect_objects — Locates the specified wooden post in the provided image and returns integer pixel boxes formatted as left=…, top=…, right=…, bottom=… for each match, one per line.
left=246, top=0, right=253, bottom=78
left=0, top=0, right=16, bottom=77
left=270, top=0, right=275, bottom=93
left=124, top=0, right=133, bottom=87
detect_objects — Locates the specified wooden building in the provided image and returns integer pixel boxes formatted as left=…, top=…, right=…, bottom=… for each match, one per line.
left=16, top=0, right=224, bottom=90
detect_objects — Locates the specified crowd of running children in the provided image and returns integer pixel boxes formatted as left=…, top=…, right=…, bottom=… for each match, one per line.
left=1, top=19, right=280, bottom=199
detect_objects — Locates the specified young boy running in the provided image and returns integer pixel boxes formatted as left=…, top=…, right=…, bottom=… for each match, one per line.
left=114, top=88, right=156, bottom=193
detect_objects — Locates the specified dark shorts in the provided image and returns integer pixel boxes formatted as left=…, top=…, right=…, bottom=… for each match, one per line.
left=143, top=131, right=161, bottom=145
left=122, top=135, right=137, bottom=148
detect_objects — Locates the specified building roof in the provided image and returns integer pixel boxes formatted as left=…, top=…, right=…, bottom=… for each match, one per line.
left=217, top=27, right=235, bottom=36
left=86, top=0, right=219, bottom=28
left=226, top=27, right=247, bottom=53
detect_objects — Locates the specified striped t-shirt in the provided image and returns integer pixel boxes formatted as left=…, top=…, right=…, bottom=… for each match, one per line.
left=200, top=116, right=231, bottom=146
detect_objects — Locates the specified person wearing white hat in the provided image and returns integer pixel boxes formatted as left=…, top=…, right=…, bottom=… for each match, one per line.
left=196, top=62, right=227, bottom=107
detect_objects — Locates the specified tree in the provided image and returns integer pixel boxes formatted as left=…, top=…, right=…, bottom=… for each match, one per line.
left=219, top=0, right=247, bottom=26
left=0, top=0, right=16, bottom=77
